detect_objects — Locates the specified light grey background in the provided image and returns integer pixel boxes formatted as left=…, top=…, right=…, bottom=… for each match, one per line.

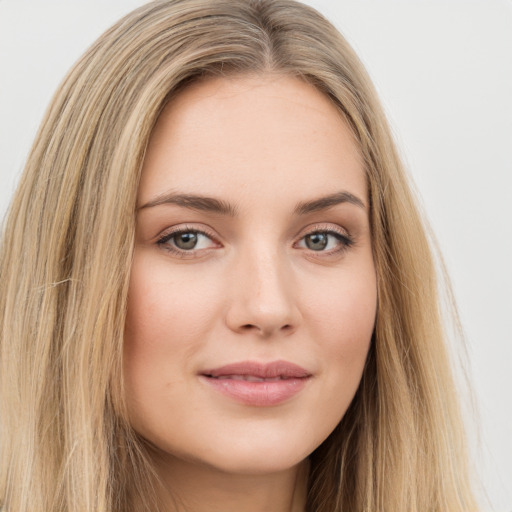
left=1, top=1, right=511, bottom=510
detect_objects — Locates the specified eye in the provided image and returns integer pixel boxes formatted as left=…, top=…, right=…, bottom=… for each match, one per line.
left=157, top=227, right=218, bottom=254
left=296, top=229, right=353, bottom=253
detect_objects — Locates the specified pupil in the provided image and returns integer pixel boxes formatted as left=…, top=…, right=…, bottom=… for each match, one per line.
left=175, top=232, right=198, bottom=250
left=306, top=233, right=328, bottom=251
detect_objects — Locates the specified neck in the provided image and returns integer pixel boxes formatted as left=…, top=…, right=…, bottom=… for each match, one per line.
left=147, top=452, right=309, bottom=512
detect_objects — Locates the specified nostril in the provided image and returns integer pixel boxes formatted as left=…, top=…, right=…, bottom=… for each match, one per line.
left=239, top=323, right=293, bottom=335
left=241, top=324, right=257, bottom=331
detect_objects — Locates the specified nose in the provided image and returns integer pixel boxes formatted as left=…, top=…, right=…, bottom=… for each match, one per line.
left=225, top=247, right=300, bottom=338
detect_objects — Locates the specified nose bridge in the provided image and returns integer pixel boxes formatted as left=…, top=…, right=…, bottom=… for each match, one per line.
left=248, top=244, right=288, bottom=306
left=226, top=239, right=298, bottom=336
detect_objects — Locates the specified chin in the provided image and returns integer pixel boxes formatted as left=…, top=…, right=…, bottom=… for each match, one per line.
left=204, top=446, right=310, bottom=476
left=143, top=421, right=321, bottom=477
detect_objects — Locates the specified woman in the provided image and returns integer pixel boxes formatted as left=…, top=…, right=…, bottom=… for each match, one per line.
left=0, top=0, right=478, bottom=511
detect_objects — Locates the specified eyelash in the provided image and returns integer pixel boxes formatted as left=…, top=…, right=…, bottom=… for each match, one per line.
left=157, top=225, right=219, bottom=258
left=295, top=226, right=354, bottom=256
left=156, top=224, right=354, bottom=258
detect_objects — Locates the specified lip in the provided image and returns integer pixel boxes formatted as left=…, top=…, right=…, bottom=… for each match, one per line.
left=199, top=360, right=312, bottom=406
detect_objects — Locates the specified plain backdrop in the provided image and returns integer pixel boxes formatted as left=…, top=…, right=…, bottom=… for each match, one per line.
left=0, top=1, right=511, bottom=510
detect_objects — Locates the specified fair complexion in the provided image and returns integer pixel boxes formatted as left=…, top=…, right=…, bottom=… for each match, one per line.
left=124, top=75, right=377, bottom=512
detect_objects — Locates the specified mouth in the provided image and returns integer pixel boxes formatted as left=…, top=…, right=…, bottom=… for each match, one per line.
left=206, top=374, right=298, bottom=382
left=199, top=360, right=312, bottom=406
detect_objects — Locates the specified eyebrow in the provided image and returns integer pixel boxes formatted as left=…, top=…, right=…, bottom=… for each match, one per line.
left=138, top=193, right=238, bottom=216
left=138, top=190, right=366, bottom=216
left=294, top=191, right=366, bottom=215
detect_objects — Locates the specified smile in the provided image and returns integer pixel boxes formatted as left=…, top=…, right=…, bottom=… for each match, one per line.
left=200, top=360, right=312, bottom=407
left=210, top=375, right=295, bottom=382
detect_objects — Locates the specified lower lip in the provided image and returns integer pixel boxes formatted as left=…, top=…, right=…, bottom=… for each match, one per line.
left=200, top=376, right=310, bottom=406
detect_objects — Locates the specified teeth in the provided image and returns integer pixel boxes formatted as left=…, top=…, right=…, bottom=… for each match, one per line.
left=242, top=375, right=264, bottom=382
left=213, top=375, right=288, bottom=382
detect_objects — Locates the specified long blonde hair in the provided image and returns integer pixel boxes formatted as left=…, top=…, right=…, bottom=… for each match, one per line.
left=0, top=1, right=477, bottom=510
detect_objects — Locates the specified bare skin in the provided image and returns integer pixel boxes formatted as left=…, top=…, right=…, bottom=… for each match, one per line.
left=124, top=74, right=377, bottom=511
left=151, top=456, right=309, bottom=512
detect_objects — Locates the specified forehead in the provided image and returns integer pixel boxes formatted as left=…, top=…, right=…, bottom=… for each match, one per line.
left=138, top=74, right=367, bottom=210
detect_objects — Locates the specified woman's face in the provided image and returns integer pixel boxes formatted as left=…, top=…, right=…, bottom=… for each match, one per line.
left=124, top=75, right=377, bottom=475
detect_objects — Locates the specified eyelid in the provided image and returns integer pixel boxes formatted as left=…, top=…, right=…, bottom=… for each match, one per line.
left=156, top=224, right=221, bottom=257
left=295, top=222, right=351, bottom=240
left=154, top=222, right=354, bottom=259
left=294, top=223, right=354, bottom=253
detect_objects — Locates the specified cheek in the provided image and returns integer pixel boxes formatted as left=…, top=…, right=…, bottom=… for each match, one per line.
left=308, top=260, right=376, bottom=336
left=125, top=250, right=223, bottom=347
left=123, top=251, right=224, bottom=415
left=304, top=260, right=377, bottom=387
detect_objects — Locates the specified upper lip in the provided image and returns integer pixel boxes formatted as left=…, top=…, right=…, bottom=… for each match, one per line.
left=201, top=360, right=311, bottom=379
